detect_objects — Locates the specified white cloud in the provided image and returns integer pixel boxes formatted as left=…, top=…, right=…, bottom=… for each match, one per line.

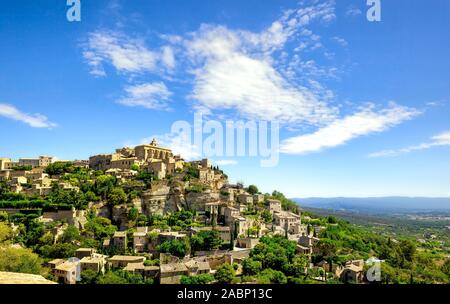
left=82, top=1, right=420, bottom=157
left=0, top=103, right=56, bottom=129
left=331, top=36, right=348, bottom=47
left=83, top=31, right=174, bottom=76
left=183, top=1, right=339, bottom=125
left=215, top=160, right=238, bottom=166
left=369, top=131, right=450, bottom=158
left=161, top=46, right=175, bottom=69
left=280, top=103, right=420, bottom=154
left=346, top=6, right=362, bottom=16
left=141, top=132, right=200, bottom=161
left=117, top=82, right=172, bottom=110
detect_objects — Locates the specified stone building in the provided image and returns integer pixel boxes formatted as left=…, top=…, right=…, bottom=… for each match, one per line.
left=273, top=210, right=301, bottom=230
left=112, top=231, right=127, bottom=252
left=133, top=227, right=149, bottom=253
left=0, top=158, right=13, bottom=170
left=160, top=263, right=189, bottom=284
left=135, top=139, right=173, bottom=161
left=53, top=260, right=79, bottom=284
left=108, top=256, right=146, bottom=269
left=89, top=153, right=122, bottom=171
left=18, top=156, right=53, bottom=168
left=267, top=199, right=282, bottom=213
left=80, top=255, right=106, bottom=274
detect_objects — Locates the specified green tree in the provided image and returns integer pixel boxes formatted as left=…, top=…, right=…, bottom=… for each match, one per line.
left=399, top=239, right=416, bottom=263
left=0, top=246, right=42, bottom=274
left=0, top=211, right=8, bottom=222
left=60, top=225, right=80, bottom=244
left=96, top=271, right=128, bottom=284
left=327, top=216, right=338, bottom=224
left=191, top=230, right=223, bottom=252
left=0, top=222, right=13, bottom=244
left=38, top=232, right=54, bottom=246
left=243, top=258, right=262, bottom=276
left=84, top=191, right=100, bottom=202
left=107, top=187, right=127, bottom=207
left=84, top=216, right=117, bottom=241
left=250, top=235, right=296, bottom=271
left=256, top=268, right=287, bottom=284
left=95, top=175, right=116, bottom=199
left=128, top=207, right=138, bottom=221
left=317, top=239, right=338, bottom=257
left=214, top=263, right=235, bottom=284
left=247, top=185, right=259, bottom=195
left=261, top=210, right=272, bottom=224
left=45, top=162, right=74, bottom=176
left=441, top=259, right=450, bottom=277
left=38, top=243, right=77, bottom=259
left=80, top=269, right=99, bottom=284
left=157, top=238, right=190, bottom=258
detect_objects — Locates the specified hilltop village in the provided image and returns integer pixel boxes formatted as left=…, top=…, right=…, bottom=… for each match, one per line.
left=0, top=140, right=438, bottom=284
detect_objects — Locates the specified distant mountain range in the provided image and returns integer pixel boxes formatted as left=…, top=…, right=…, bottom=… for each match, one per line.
left=291, top=197, right=450, bottom=214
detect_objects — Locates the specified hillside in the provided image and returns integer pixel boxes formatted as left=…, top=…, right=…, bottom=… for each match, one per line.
left=292, top=197, right=450, bottom=214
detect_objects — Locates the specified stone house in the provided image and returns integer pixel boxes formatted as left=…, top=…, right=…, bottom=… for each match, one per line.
left=108, top=256, right=146, bottom=269
left=253, top=194, right=264, bottom=204
left=184, top=259, right=211, bottom=276
left=80, top=255, right=107, bottom=274
left=112, top=231, right=127, bottom=252
left=53, top=260, right=79, bottom=284
left=237, top=193, right=254, bottom=205
left=267, top=199, right=282, bottom=213
left=0, top=158, right=12, bottom=170
left=224, top=206, right=240, bottom=225
left=124, top=262, right=159, bottom=279
left=146, top=160, right=167, bottom=180
left=338, top=260, right=365, bottom=284
left=160, top=263, right=189, bottom=284
left=236, top=237, right=260, bottom=249
left=18, top=156, right=53, bottom=168
left=189, top=226, right=231, bottom=243
left=297, top=234, right=320, bottom=255
left=199, top=168, right=215, bottom=182
left=273, top=210, right=301, bottom=231
left=133, top=227, right=149, bottom=253
left=75, top=248, right=96, bottom=260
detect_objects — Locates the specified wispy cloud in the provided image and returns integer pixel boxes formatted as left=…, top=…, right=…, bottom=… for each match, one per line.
left=215, top=160, right=238, bottom=166
left=280, top=103, right=420, bottom=155
left=82, top=1, right=420, bottom=156
left=82, top=31, right=173, bottom=77
left=331, top=36, right=348, bottom=47
left=0, top=103, right=57, bottom=129
left=117, top=82, right=172, bottom=110
left=182, top=1, right=339, bottom=125
left=369, top=131, right=450, bottom=158
left=346, top=5, right=362, bottom=16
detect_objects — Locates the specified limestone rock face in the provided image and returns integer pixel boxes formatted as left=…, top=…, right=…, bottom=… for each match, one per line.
left=91, top=201, right=110, bottom=218
left=132, top=197, right=142, bottom=213
left=112, top=205, right=129, bottom=230
left=185, top=191, right=220, bottom=211
left=141, top=185, right=172, bottom=216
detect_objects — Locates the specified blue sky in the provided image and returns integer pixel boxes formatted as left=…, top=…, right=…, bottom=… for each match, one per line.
left=0, top=0, right=449, bottom=198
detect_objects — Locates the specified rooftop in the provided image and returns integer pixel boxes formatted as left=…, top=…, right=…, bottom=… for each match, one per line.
left=0, top=272, right=56, bottom=284
left=76, top=248, right=94, bottom=252
left=109, top=256, right=146, bottom=262
left=55, top=261, right=78, bottom=272
left=113, top=231, right=127, bottom=237
left=160, top=263, right=188, bottom=273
